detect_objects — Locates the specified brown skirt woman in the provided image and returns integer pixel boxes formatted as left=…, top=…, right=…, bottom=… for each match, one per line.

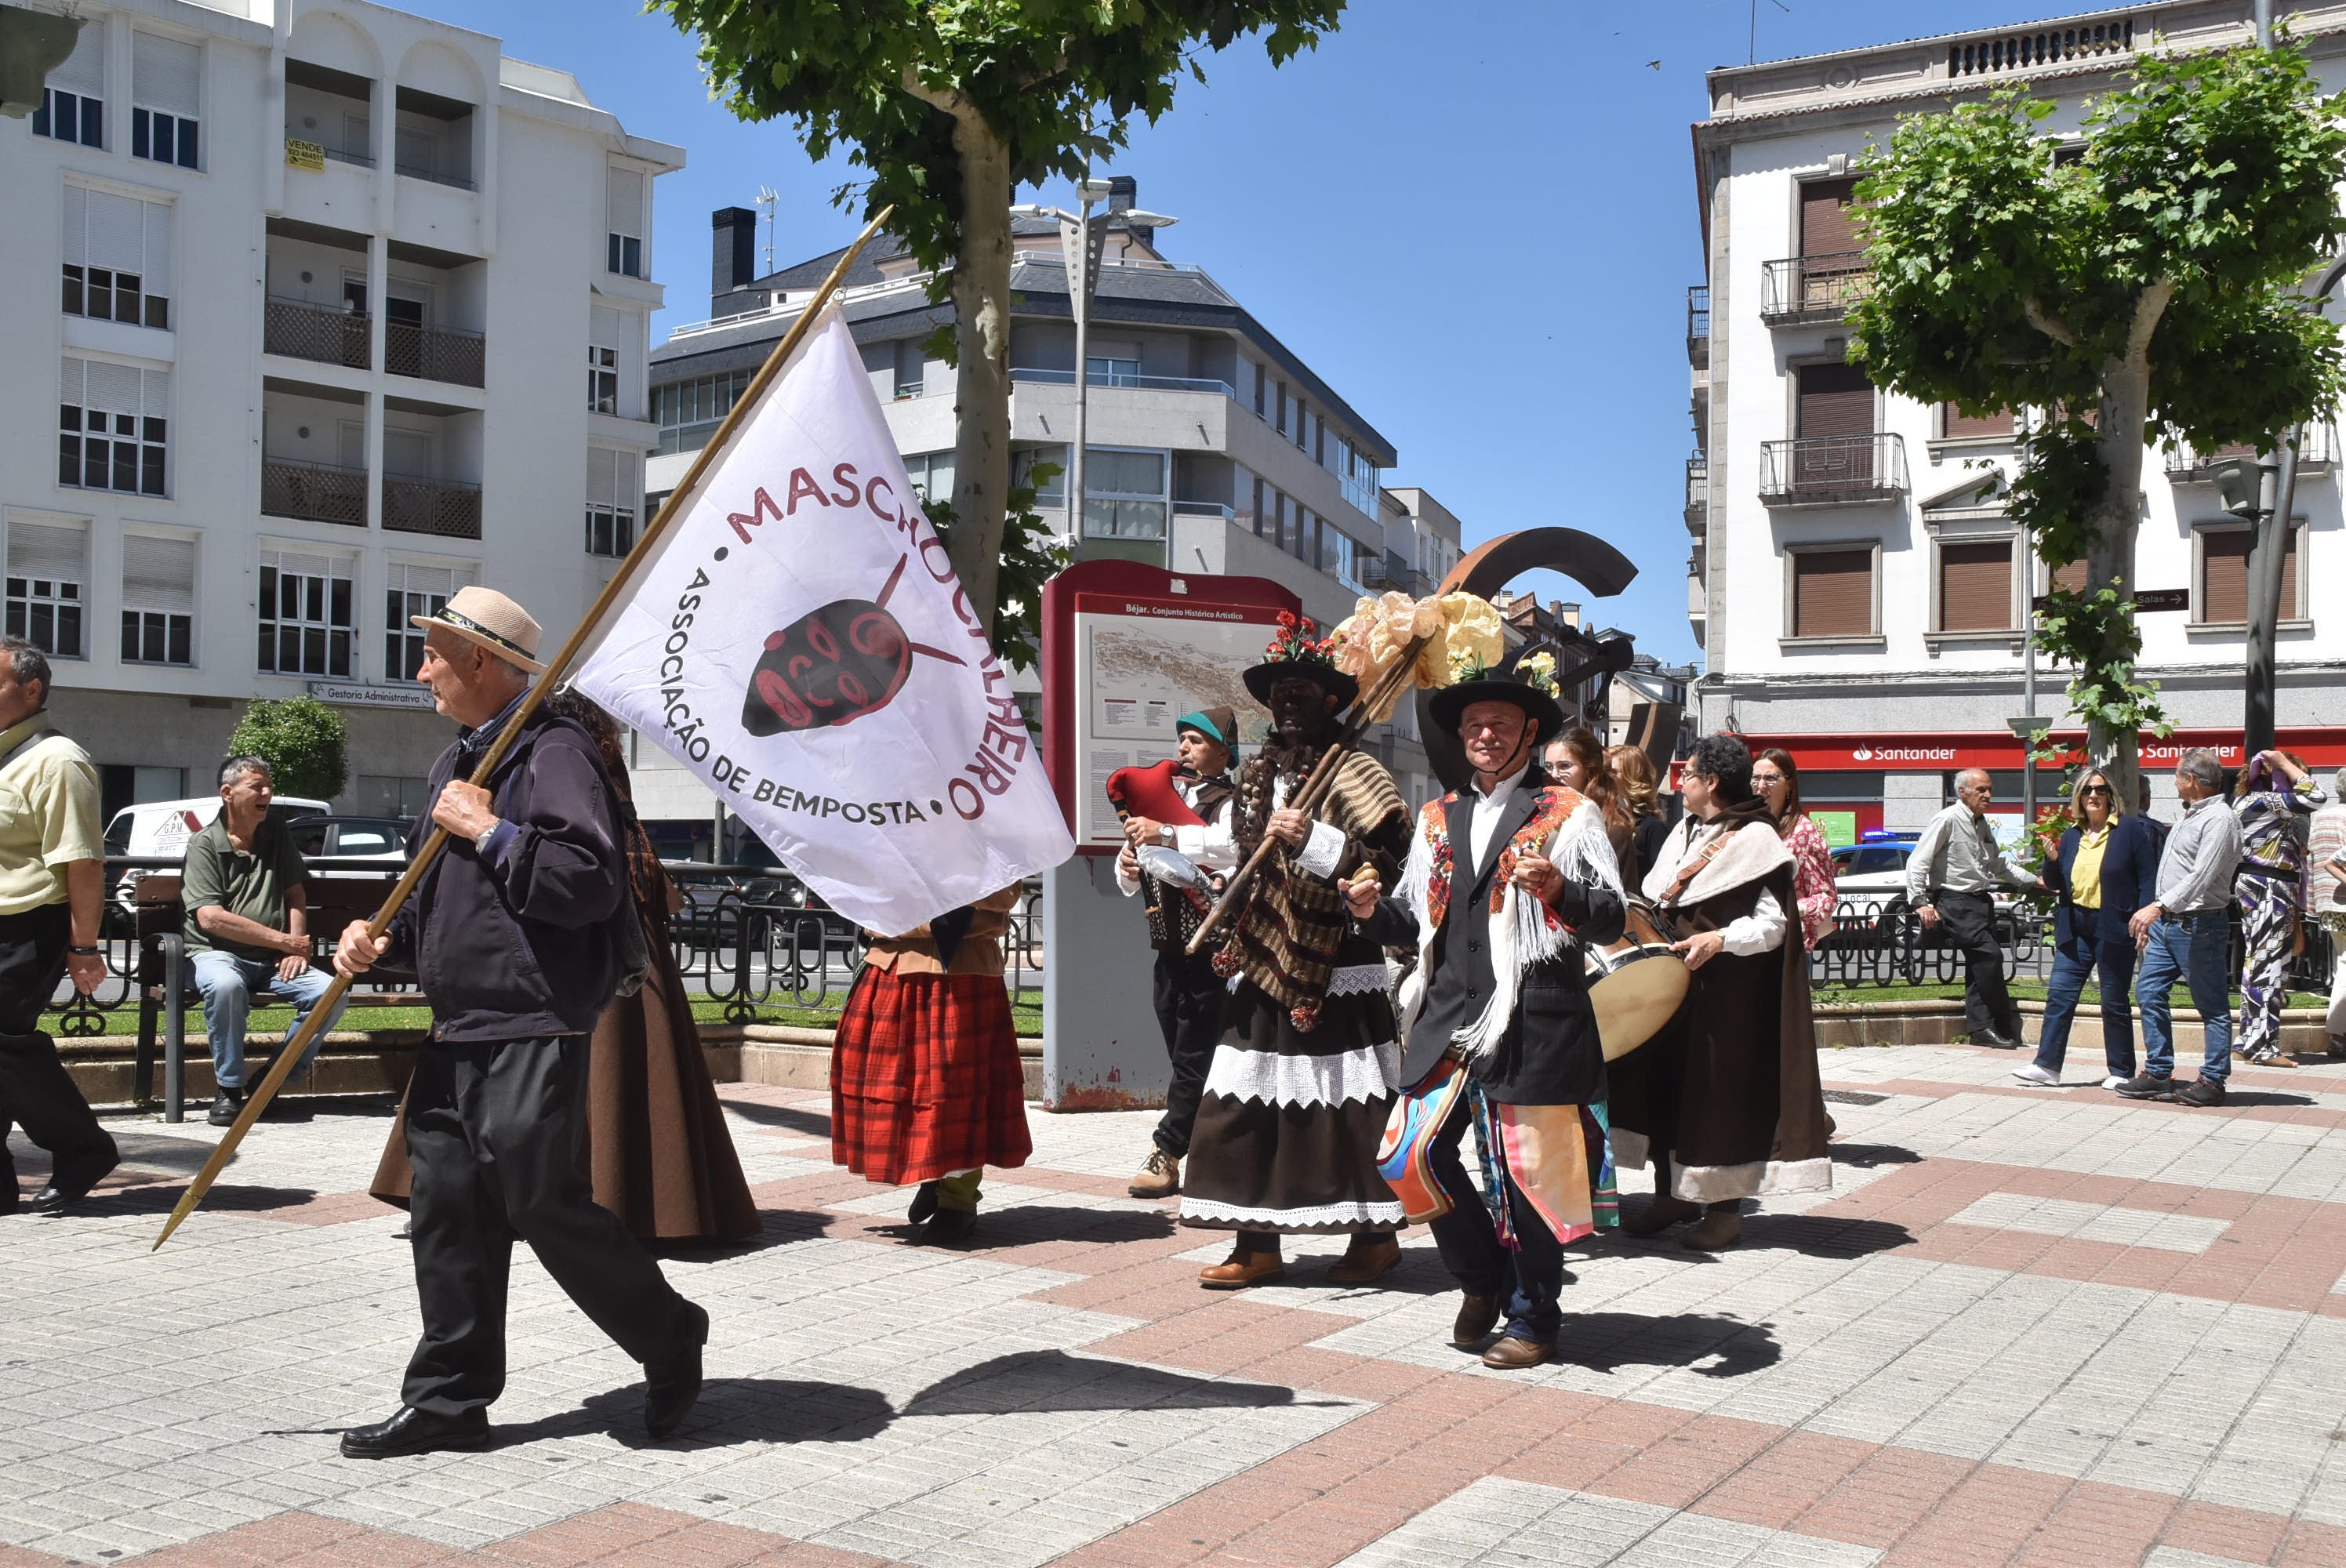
left=370, top=907, right=761, bottom=1244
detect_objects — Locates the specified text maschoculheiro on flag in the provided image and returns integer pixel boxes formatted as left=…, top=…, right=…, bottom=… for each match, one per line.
left=572, top=304, right=1073, bottom=936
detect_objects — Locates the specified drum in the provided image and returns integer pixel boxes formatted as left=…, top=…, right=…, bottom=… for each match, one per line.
left=1584, top=898, right=1688, bottom=1062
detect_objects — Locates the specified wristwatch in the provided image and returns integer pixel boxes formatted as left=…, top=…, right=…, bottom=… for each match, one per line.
left=474, top=822, right=499, bottom=855
left=67, top=945, right=99, bottom=956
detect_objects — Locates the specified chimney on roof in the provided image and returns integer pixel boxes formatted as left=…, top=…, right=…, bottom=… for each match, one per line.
left=711, top=206, right=758, bottom=310
left=1106, top=176, right=1136, bottom=212
left=1557, top=601, right=1582, bottom=630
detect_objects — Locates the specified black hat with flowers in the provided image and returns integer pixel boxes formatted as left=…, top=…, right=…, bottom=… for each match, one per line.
left=1429, top=647, right=1566, bottom=744
left=1243, top=611, right=1359, bottom=709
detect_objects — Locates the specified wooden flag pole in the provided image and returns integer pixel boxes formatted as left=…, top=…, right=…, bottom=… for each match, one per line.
left=1184, top=636, right=1433, bottom=955
left=153, top=208, right=899, bottom=1250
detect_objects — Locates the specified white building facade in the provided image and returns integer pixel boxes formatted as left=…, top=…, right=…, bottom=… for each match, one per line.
left=5, top=0, right=677, bottom=821
left=1690, top=1, right=2346, bottom=832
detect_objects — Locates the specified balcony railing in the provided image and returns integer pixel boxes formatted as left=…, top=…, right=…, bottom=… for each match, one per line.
left=1171, top=499, right=1235, bottom=521
left=2165, top=425, right=2337, bottom=480
left=1684, top=452, right=1709, bottom=529
left=262, top=458, right=367, bottom=526
left=397, top=163, right=476, bottom=191
left=1687, top=285, right=1709, bottom=367
left=1008, top=365, right=1238, bottom=400
left=1948, top=16, right=2134, bottom=80
left=383, top=474, right=482, bottom=539
left=385, top=321, right=485, bottom=387
left=1759, top=434, right=1908, bottom=506
left=263, top=298, right=369, bottom=369
left=1759, top=252, right=1874, bottom=325
left=285, top=136, right=373, bottom=169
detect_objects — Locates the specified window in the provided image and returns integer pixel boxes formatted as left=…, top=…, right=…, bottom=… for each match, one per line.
left=59, top=358, right=169, bottom=497
left=31, top=21, right=104, bottom=148
left=131, top=33, right=200, bottom=169
left=354, top=775, right=430, bottom=818
left=120, top=531, right=194, bottom=665
left=606, top=165, right=645, bottom=278
left=586, top=448, right=640, bottom=557
left=5, top=520, right=88, bottom=659
left=1936, top=539, right=2014, bottom=632
left=1799, top=176, right=1860, bottom=258
left=2195, top=522, right=2304, bottom=626
left=1787, top=546, right=1876, bottom=639
left=588, top=305, right=623, bottom=415
left=384, top=559, right=476, bottom=681
left=1086, top=353, right=1140, bottom=387
left=903, top=450, right=957, bottom=506
left=1012, top=445, right=1064, bottom=508
left=258, top=549, right=354, bottom=677
left=1333, top=434, right=1379, bottom=516
left=63, top=187, right=173, bottom=331
left=1940, top=402, right=2014, bottom=441
left=1080, top=448, right=1168, bottom=541
left=1320, top=522, right=1371, bottom=593
left=651, top=370, right=749, bottom=456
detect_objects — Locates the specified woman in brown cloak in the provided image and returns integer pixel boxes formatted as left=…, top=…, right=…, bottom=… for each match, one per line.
left=371, top=693, right=760, bottom=1244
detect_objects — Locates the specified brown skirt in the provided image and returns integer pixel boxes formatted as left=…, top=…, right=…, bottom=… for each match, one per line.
left=370, top=924, right=761, bottom=1243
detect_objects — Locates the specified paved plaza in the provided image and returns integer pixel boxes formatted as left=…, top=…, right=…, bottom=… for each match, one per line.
left=5, top=1039, right=2345, bottom=1568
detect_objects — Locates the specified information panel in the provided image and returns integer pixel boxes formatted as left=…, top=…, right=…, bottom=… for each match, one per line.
left=1068, top=590, right=1286, bottom=848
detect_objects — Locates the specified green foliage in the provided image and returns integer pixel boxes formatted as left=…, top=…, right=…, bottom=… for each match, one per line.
left=926, top=460, right=1070, bottom=673
left=656, top=1, right=1346, bottom=279
left=227, top=697, right=348, bottom=802
left=1849, top=39, right=2346, bottom=755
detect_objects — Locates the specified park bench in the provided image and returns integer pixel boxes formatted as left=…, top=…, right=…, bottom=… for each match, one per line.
left=131, top=873, right=429, bottom=1123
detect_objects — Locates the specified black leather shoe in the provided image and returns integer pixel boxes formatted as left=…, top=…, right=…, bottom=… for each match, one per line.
left=207, top=1089, right=243, bottom=1127
left=26, top=1184, right=85, bottom=1218
left=919, top=1207, right=978, bottom=1247
left=339, top=1405, right=489, bottom=1459
left=1972, top=1031, right=2023, bottom=1051
left=644, top=1301, right=710, bottom=1439
left=907, top=1180, right=941, bottom=1225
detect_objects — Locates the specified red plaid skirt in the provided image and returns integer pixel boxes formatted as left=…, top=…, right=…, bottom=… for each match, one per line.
left=830, top=967, right=1032, bottom=1186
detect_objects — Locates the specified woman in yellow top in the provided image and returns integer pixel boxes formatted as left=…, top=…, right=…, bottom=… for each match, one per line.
left=2015, top=770, right=2158, bottom=1089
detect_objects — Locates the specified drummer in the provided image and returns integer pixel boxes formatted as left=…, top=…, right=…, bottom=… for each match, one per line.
left=1347, top=658, right=1625, bottom=1370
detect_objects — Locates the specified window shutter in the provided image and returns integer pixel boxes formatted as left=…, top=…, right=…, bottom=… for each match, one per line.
left=606, top=168, right=644, bottom=238
left=1797, top=361, right=1873, bottom=438
left=615, top=449, right=641, bottom=512
left=1792, top=548, right=1874, bottom=637
left=133, top=33, right=199, bottom=117
left=62, top=186, right=86, bottom=265
left=2200, top=529, right=2250, bottom=622
left=1942, top=402, right=2012, bottom=440
left=49, top=20, right=103, bottom=95
left=122, top=533, right=195, bottom=612
left=1938, top=540, right=2013, bottom=631
left=60, top=356, right=84, bottom=405
left=85, top=190, right=146, bottom=273
left=1799, top=177, right=1859, bottom=256
left=7, top=521, right=88, bottom=582
left=2050, top=557, right=2088, bottom=593
left=85, top=359, right=143, bottom=417
left=2282, top=525, right=2301, bottom=617
left=588, top=445, right=618, bottom=506
left=143, top=201, right=172, bottom=296
left=142, top=367, right=169, bottom=419
left=590, top=304, right=623, bottom=350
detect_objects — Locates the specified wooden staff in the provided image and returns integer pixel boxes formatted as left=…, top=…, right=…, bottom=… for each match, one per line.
left=1184, top=636, right=1433, bottom=955
left=152, top=208, right=899, bottom=1251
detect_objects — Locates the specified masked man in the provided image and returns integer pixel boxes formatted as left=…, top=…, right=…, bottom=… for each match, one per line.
left=1178, top=616, right=1411, bottom=1288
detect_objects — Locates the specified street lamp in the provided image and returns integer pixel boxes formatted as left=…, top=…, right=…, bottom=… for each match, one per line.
left=1008, top=187, right=1178, bottom=553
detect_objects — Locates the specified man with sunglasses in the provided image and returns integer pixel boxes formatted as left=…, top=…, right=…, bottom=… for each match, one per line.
left=1907, top=769, right=2040, bottom=1051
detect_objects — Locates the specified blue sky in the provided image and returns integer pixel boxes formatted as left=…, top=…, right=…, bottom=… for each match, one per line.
left=446, top=0, right=2068, bottom=668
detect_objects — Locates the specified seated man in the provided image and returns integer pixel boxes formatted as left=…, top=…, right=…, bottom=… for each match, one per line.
left=183, top=756, right=346, bottom=1125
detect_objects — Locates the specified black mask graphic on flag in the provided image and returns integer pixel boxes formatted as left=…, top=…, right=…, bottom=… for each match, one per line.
left=743, top=598, right=912, bottom=735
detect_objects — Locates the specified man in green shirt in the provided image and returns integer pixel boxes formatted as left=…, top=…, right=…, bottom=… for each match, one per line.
left=184, top=756, right=345, bottom=1126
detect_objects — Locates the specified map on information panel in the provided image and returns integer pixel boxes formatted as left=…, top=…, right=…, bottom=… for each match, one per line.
left=1070, top=591, right=1288, bottom=848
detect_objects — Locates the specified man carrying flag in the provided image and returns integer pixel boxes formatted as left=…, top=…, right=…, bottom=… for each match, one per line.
left=335, top=589, right=708, bottom=1457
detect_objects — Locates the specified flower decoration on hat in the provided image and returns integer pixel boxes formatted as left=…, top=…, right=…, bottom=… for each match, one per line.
left=1327, top=590, right=1506, bottom=721
left=1261, top=609, right=1336, bottom=667
left=1516, top=650, right=1561, bottom=698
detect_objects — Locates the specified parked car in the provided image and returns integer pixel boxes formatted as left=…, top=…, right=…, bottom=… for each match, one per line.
left=670, top=869, right=858, bottom=956
left=1829, top=832, right=2030, bottom=942
left=286, top=814, right=411, bottom=874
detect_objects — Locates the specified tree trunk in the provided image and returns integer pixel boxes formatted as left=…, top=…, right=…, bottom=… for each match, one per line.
left=943, top=115, right=1015, bottom=641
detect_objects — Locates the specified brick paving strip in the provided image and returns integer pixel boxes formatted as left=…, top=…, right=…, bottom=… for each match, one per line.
left=5, top=1043, right=2345, bottom=1567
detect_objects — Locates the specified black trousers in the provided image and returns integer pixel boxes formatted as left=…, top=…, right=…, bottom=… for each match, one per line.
left=1151, top=946, right=1224, bottom=1156
left=402, top=1036, right=699, bottom=1416
left=1424, top=1093, right=1564, bottom=1344
left=0, top=903, right=118, bottom=1206
left=1936, top=889, right=2018, bottom=1040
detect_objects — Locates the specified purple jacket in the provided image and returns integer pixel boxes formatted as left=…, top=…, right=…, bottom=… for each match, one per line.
left=383, top=700, right=627, bottom=1042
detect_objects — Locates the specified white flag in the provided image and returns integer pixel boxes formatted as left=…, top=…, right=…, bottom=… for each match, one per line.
left=573, top=305, right=1073, bottom=936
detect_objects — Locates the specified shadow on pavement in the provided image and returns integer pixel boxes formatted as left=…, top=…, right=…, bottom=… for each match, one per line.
left=720, top=1099, right=833, bottom=1140
left=902, top=1348, right=1339, bottom=1417
left=1552, top=1311, right=1783, bottom=1380
left=67, top=1181, right=322, bottom=1215
left=496, top=1378, right=899, bottom=1450
left=1828, top=1142, right=1923, bottom=1168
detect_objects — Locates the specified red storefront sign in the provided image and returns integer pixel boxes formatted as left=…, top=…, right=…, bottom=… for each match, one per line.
left=1729, top=728, right=2346, bottom=772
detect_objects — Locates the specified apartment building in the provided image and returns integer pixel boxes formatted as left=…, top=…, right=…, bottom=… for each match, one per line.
left=641, top=182, right=1473, bottom=827
left=1689, top=1, right=2346, bottom=832
left=4, top=0, right=678, bottom=820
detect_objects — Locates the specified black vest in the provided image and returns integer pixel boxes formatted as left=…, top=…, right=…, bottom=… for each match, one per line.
left=1142, top=774, right=1236, bottom=954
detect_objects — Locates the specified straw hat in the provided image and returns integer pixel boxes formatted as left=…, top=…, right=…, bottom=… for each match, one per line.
left=410, top=586, right=545, bottom=673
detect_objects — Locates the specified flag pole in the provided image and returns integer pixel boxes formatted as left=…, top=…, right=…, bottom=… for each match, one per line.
left=153, top=207, right=899, bottom=1250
